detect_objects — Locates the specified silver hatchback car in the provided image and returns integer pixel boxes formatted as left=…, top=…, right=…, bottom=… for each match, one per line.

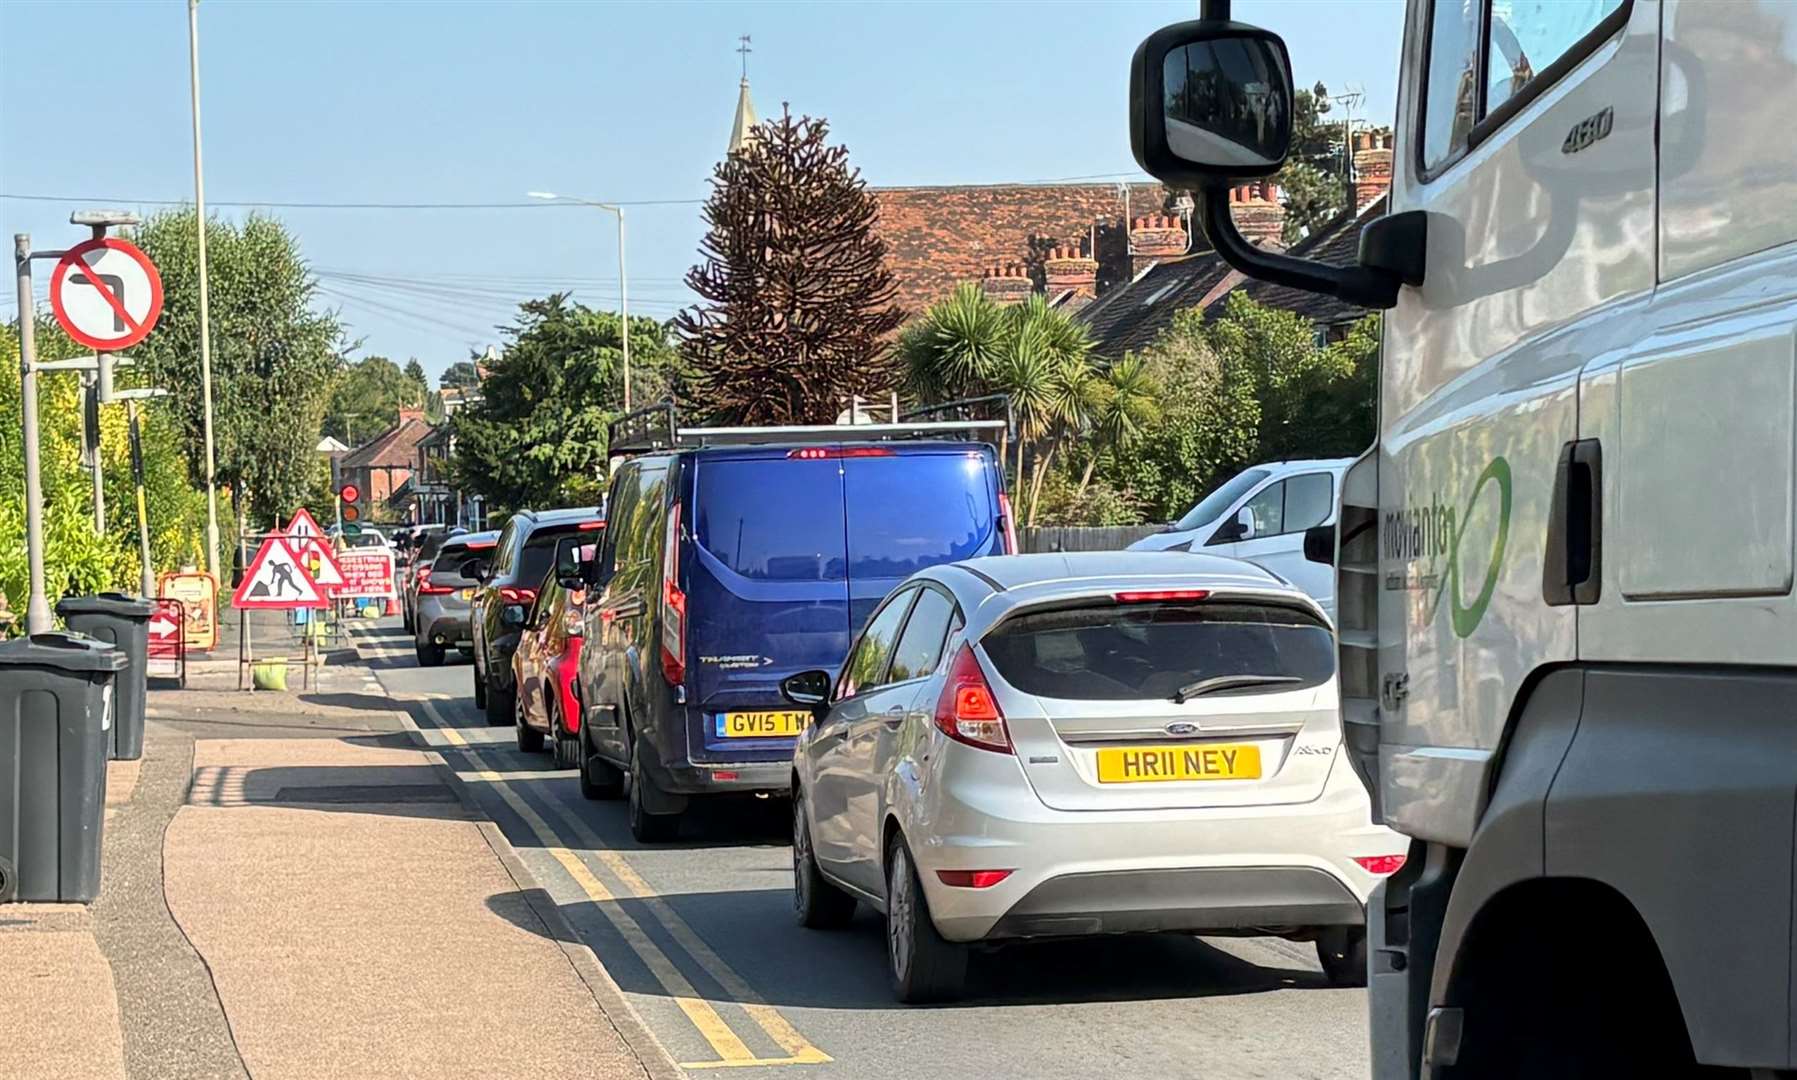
left=784, top=551, right=1406, bottom=1002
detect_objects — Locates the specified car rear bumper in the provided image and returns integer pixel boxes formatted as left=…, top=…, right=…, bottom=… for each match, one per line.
left=417, top=614, right=471, bottom=647
left=914, top=750, right=1402, bottom=943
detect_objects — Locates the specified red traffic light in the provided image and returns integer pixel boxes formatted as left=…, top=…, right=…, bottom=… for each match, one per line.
left=339, top=483, right=361, bottom=503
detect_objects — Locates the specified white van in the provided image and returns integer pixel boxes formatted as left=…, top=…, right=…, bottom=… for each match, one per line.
left=1129, top=458, right=1351, bottom=619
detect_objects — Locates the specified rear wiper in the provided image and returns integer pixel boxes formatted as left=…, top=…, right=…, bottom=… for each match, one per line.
left=1172, top=674, right=1303, bottom=703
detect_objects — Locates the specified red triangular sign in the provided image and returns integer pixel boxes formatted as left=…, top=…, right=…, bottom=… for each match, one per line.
left=285, top=507, right=326, bottom=540
left=232, top=537, right=328, bottom=609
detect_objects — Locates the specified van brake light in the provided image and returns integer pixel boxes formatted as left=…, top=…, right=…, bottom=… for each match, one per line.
left=786, top=447, right=895, bottom=459
left=933, top=644, right=1011, bottom=754
left=660, top=503, right=686, bottom=685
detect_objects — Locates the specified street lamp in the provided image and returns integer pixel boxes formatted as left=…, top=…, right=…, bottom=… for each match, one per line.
left=528, top=191, right=631, bottom=411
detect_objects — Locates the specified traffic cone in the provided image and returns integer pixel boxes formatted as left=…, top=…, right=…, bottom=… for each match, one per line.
left=384, top=596, right=400, bottom=616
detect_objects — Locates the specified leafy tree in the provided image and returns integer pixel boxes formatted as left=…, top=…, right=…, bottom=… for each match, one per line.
left=677, top=106, right=904, bottom=424
left=1207, top=292, right=1373, bottom=461
left=897, top=283, right=1007, bottom=402
left=1076, top=354, right=1161, bottom=496
left=452, top=295, right=680, bottom=513
left=403, top=358, right=428, bottom=392
left=1102, top=309, right=1260, bottom=523
left=129, top=210, right=341, bottom=526
left=1278, top=83, right=1351, bottom=243
left=440, top=360, right=481, bottom=389
left=324, top=355, right=426, bottom=446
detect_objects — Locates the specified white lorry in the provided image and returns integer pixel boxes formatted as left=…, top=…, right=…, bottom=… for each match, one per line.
left=1129, top=2, right=1797, bottom=1076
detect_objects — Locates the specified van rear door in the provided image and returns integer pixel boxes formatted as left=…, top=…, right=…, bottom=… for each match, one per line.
left=685, top=451, right=851, bottom=762
left=842, top=445, right=1004, bottom=629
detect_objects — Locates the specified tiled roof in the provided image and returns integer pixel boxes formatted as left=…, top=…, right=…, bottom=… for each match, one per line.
left=340, top=417, right=433, bottom=470
left=872, top=182, right=1168, bottom=318
left=1079, top=194, right=1388, bottom=358
left=1079, top=253, right=1232, bottom=360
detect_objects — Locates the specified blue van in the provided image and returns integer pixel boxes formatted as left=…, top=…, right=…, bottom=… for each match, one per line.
left=570, top=416, right=1012, bottom=842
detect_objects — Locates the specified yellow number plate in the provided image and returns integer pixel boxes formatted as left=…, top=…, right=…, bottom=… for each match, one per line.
left=1096, top=743, right=1262, bottom=783
left=459, top=588, right=473, bottom=600
left=721, top=711, right=808, bottom=738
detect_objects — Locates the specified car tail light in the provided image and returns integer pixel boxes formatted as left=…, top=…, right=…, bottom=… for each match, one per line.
left=785, top=446, right=896, bottom=459
left=500, top=586, right=537, bottom=604
left=579, top=520, right=606, bottom=531
left=936, top=869, right=1013, bottom=888
left=418, top=566, right=453, bottom=596
left=1353, top=854, right=1407, bottom=875
left=933, top=644, right=1011, bottom=754
left=1113, top=589, right=1211, bottom=603
left=660, top=504, right=686, bottom=685
left=997, top=492, right=1018, bottom=554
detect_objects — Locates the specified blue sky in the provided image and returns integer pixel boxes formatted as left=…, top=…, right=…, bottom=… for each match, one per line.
left=1, top=0, right=1404, bottom=380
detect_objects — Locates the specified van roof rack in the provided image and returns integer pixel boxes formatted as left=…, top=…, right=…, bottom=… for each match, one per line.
left=608, top=397, right=1010, bottom=456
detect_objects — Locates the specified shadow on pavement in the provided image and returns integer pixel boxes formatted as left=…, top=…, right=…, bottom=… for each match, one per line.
left=483, top=885, right=1326, bottom=1009
left=199, top=762, right=478, bottom=822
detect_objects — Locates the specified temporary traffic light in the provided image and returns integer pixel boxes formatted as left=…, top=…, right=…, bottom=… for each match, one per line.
left=339, top=482, right=361, bottom=504
left=343, top=504, right=361, bottom=522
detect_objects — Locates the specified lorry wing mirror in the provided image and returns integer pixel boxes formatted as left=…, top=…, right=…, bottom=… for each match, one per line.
left=1129, top=16, right=1426, bottom=309
left=1303, top=523, right=1336, bottom=566
left=1130, top=20, right=1294, bottom=183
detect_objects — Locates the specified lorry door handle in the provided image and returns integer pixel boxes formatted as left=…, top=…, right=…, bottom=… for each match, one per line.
left=1543, top=438, right=1602, bottom=606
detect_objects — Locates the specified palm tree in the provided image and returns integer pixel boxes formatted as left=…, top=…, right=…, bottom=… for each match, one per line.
left=896, top=283, right=1007, bottom=402
left=1078, top=354, right=1162, bottom=496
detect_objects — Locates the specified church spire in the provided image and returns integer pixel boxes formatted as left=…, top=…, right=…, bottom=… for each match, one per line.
left=727, top=35, right=759, bottom=156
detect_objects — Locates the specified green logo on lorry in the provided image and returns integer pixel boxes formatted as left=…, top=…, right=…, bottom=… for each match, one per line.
left=1386, top=456, right=1512, bottom=638
left=1428, top=456, right=1511, bottom=637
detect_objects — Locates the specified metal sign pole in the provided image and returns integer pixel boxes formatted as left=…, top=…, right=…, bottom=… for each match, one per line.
left=129, top=401, right=155, bottom=598
left=13, top=234, right=52, bottom=634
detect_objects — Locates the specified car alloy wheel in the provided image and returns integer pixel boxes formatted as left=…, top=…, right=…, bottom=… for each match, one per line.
left=884, top=836, right=966, bottom=1003
left=792, top=789, right=854, bottom=929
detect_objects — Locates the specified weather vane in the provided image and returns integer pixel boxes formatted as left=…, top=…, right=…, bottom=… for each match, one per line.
left=737, top=34, right=752, bottom=79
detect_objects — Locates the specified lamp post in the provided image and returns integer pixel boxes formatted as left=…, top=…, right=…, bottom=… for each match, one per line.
left=188, top=0, right=223, bottom=583
left=528, top=192, right=630, bottom=410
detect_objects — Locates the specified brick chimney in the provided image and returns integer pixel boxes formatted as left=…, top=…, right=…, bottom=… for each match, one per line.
left=1230, top=182, right=1286, bottom=249
left=1043, top=242, right=1099, bottom=303
left=980, top=264, right=1033, bottom=306
left=1128, top=214, right=1187, bottom=279
left=1352, top=129, right=1394, bottom=210
left=398, top=408, right=426, bottom=425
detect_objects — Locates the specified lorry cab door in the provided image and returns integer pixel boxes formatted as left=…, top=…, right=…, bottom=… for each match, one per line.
left=1375, top=0, right=1657, bottom=847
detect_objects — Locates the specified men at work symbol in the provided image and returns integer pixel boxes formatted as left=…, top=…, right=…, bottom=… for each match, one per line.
left=251, top=560, right=303, bottom=599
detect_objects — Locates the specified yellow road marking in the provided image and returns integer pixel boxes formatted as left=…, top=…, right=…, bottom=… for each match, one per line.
left=418, top=699, right=826, bottom=1068
left=540, top=801, right=829, bottom=1064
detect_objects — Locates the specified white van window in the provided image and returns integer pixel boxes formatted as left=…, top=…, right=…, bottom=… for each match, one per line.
left=1485, top=0, right=1625, bottom=114
left=1283, top=472, right=1334, bottom=534
left=1174, top=468, right=1269, bottom=532
left=1242, top=481, right=1285, bottom=537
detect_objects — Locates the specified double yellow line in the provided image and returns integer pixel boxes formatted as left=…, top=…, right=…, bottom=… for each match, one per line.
left=419, top=699, right=829, bottom=1071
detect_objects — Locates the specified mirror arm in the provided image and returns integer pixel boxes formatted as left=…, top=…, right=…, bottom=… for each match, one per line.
left=1200, top=0, right=1229, bottom=18
left=1196, top=181, right=1409, bottom=311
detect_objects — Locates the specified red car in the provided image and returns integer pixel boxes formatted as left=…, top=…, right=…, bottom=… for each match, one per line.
left=511, top=542, right=596, bottom=763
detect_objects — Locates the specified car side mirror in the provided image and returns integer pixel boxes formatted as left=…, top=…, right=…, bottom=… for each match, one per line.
left=781, top=670, right=833, bottom=717
left=1303, top=523, right=1336, bottom=566
left=500, top=604, right=527, bottom=629
left=459, top=557, right=488, bottom=582
left=1210, top=512, right=1250, bottom=545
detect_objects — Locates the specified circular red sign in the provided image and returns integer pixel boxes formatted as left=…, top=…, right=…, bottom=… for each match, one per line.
left=49, top=237, right=164, bottom=351
left=339, top=483, right=362, bottom=504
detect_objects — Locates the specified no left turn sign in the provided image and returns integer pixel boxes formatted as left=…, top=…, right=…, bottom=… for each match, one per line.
left=49, top=237, right=164, bottom=351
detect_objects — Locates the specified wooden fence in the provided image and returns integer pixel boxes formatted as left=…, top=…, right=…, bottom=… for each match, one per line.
left=1018, top=525, right=1164, bottom=553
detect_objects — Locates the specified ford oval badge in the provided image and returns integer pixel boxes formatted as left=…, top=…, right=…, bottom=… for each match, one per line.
left=1165, top=721, right=1199, bottom=736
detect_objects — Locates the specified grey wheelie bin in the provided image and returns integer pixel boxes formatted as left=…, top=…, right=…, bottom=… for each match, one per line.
left=56, top=592, right=153, bottom=761
left=0, top=632, right=125, bottom=903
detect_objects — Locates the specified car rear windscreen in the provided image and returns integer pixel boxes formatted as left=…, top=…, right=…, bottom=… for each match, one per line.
left=430, top=544, right=479, bottom=586
left=695, top=458, right=848, bottom=581
left=981, top=600, right=1334, bottom=701
left=519, top=526, right=590, bottom=586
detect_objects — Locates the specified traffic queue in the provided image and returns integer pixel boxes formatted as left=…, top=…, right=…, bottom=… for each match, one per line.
left=400, top=402, right=1404, bottom=1001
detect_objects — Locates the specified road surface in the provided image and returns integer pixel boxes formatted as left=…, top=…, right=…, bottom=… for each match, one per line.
left=352, top=622, right=1369, bottom=1080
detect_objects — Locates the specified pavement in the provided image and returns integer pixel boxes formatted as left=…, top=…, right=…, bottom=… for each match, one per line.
left=357, top=620, right=1373, bottom=1080
left=0, top=609, right=674, bottom=1080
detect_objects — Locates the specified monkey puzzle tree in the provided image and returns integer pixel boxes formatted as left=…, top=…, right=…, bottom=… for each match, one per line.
left=677, top=106, right=904, bottom=424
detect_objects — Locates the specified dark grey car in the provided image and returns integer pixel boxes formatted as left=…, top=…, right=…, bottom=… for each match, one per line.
left=414, top=531, right=496, bottom=666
